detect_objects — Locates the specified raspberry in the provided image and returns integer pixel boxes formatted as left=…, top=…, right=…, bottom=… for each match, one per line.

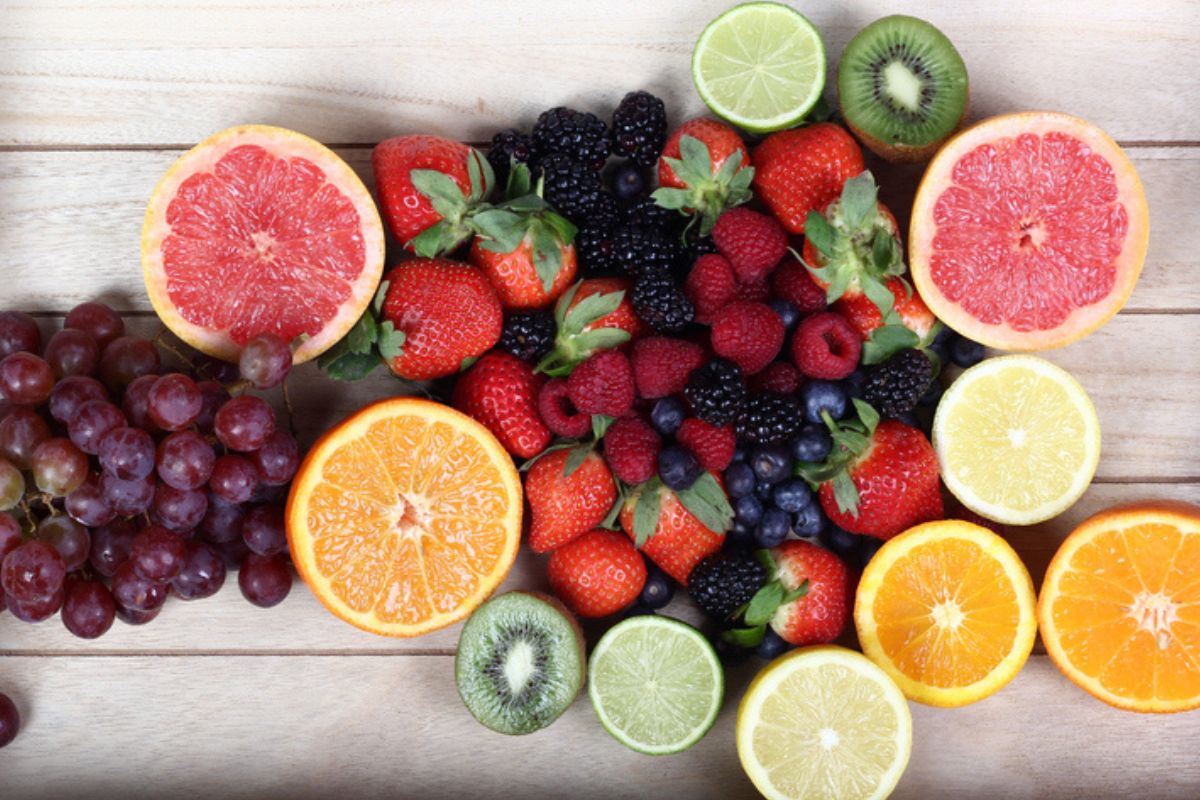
left=630, top=336, right=705, bottom=400
left=771, top=258, right=827, bottom=313
left=791, top=312, right=861, bottom=380
left=602, top=416, right=661, bottom=484
left=710, top=301, right=785, bottom=375
left=749, top=361, right=801, bottom=394
left=683, top=254, right=738, bottom=325
left=537, top=378, right=591, bottom=438
left=675, top=418, right=736, bottom=473
left=566, top=350, right=635, bottom=417
left=711, top=207, right=788, bottom=283
left=734, top=279, right=770, bottom=303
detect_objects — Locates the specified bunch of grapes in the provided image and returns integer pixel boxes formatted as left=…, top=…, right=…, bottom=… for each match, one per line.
left=0, top=301, right=302, bottom=642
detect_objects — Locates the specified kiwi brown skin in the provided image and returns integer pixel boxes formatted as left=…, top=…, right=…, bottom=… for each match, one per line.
left=846, top=90, right=970, bottom=163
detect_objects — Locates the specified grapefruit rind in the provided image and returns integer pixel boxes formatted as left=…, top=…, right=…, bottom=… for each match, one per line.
left=855, top=520, right=1038, bottom=708
left=909, top=111, right=1149, bottom=351
left=141, top=124, right=385, bottom=364
left=1038, top=501, right=1200, bottom=713
left=285, top=398, right=523, bottom=638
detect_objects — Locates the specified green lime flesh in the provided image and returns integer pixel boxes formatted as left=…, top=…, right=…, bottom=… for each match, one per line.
left=692, top=2, right=827, bottom=133
left=588, top=616, right=724, bottom=755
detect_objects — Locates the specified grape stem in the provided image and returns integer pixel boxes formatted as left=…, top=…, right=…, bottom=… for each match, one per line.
left=281, top=377, right=297, bottom=436
left=152, top=328, right=198, bottom=371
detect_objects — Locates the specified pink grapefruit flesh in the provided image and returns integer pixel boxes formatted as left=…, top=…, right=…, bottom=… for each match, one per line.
left=142, top=125, right=385, bottom=364
left=909, top=112, right=1148, bottom=351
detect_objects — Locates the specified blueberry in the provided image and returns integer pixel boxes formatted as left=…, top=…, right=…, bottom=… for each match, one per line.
left=772, top=479, right=813, bottom=513
left=734, top=494, right=764, bottom=527
left=819, top=524, right=858, bottom=561
left=750, top=444, right=793, bottom=485
left=841, top=367, right=868, bottom=400
left=858, top=536, right=885, bottom=568
left=918, top=379, right=944, bottom=408
left=731, top=444, right=749, bottom=463
left=893, top=411, right=920, bottom=428
left=951, top=336, right=986, bottom=368
left=650, top=396, right=685, bottom=435
left=727, top=519, right=755, bottom=548
left=658, top=445, right=700, bottom=490
left=725, top=462, right=756, bottom=498
left=622, top=602, right=657, bottom=618
left=755, top=508, right=790, bottom=548
left=754, top=628, right=792, bottom=660
left=755, top=481, right=774, bottom=501
left=929, top=325, right=958, bottom=365
left=793, top=503, right=826, bottom=539
left=767, top=299, right=800, bottom=330
left=791, top=424, right=833, bottom=463
left=800, top=380, right=848, bottom=424
left=638, top=567, right=674, bottom=610
left=608, top=161, right=647, bottom=201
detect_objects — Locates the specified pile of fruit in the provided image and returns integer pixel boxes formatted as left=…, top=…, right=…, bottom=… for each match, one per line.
left=2, top=4, right=1194, bottom=800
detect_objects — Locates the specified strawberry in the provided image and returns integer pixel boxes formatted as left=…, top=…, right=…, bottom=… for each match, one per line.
left=548, top=528, right=647, bottom=618
left=526, top=449, right=617, bottom=553
left=452, top=350, right=549, bottom=459
left=378, top=259, right=503, bottom=380
left=469, top=231, right=578, bottom=311
left=537, top=279, right=647, bottom=375
left=751, top=122, right=864, bottom=234
left=619, top=476, right=731, bottom=583
left=834, top=277, right=937, bottom=342
left=652, top=118, right=753, bottom=235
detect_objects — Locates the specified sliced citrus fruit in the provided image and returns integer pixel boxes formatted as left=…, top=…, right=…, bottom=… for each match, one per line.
left=933, top=354, right=1100, bottom=525
left=142, top=124, right=385, bottom=364
left=855, top=520, right=1038, bottom=707
left=737, top=646, right=912, bottom=800
left=909, top=112, right=1148, bottom=351
left=1039, top=501, right=1200, bottom=713
left=691, top=2, right=826, bottom=133
left=286, top=398, right=522, bottom=637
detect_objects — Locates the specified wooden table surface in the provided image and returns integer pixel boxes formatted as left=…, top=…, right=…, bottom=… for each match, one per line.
left=1, top=1, right=1198, bottom=797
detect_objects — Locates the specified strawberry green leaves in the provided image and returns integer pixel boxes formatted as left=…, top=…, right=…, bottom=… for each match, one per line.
left=652, top=134, right=754, bottom=236
left=796, top=399, right=880, bottom=517
left=408, top=149, right=496, bottom=257
left=632, top=477, right=663, bottom=547
left=676, top=472, right=734, bottom=534
left=724, top=550, right=810, bottom=645
left=317, top=280, right=392, bottom=380
left=536, top=281, right=631, bottom=376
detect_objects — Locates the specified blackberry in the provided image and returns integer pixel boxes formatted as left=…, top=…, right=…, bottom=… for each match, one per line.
left=631, top=271, right=694, bottom=334
left=862, top=349, right=935, bottom=419
left=610, top=224, right=682, bottom=277
left=622, top=197, right=680, bottom=231
left=734, top=393, right=804, bottom=445
left=531, top=107, right=610, bottom=170
left=685, top=359, right=747, bottom=426
left=575, top=223, right=618, bottom=276
left=540, top=154, right=608, bottom=225
left=610, top=90, right=668, bottom=168
left=486, top=128, right=537, bottom=189
left=497, top=311, right=555, bottom=363
left=687, top=551, right=767, bottom=621
left=684, top=234, right=718, bottom=266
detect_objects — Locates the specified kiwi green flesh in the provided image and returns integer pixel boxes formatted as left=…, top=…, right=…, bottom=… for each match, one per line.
left=455, top=591, right=585, bottom=735
left=838, top=15, right=968, bottom=152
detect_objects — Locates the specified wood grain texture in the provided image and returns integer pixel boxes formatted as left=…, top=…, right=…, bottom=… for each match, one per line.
left=0, top=1, right=1196, bottom=146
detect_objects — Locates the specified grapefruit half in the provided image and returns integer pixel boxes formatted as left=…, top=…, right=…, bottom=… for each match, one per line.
left=909, top=112, right=1148, bottom=351
left=142, top=125, right=385, bottom=364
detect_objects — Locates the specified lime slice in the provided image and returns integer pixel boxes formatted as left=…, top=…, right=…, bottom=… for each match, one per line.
left=737, top=646, right=912, bottom=800
left=691, top=2, right=827, bottom=133
left=588, top=616, right=723, bottom=754
left=932, top=355, right=1101, bottom=525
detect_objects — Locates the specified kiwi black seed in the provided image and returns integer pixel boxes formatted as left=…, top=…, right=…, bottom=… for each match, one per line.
left=455, top=591, right=585, bottom=735
left=837, top=15, right=969, bottom=162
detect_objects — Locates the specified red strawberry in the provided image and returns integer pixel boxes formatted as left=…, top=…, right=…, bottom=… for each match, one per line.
left=749, top=361, right=801, bottom=394
left=372, top=135, right=490, bottom=253
left=684, top=254, right=739, bottom=325
left=834, top=277, right=937, bottom=341
left=380, top=259, right=502, bottom=380
left=526, top=449, right=618, bottom=553
left=538, top=278, right=647, bottom=375
left=469, top=233, right=577, bottom=311
left=770, top=258, right=827, bottom=314
left=619, top=482, right=726, bottom=583
left=548, top=529, right=647, bottom=618
left=630, top=337, right=705, bottom=399
left=675, top=419, right=736, bottom=473
left=452, top=351, right=549, bottom=459
left=654, top=118, right=753, bottom=234
left=710, top=301, right=785, bottom=375
left=537, top=378, right=590, bottom=439
left=767, top=540, right=851, bottom=646
left=566, top=350, right=634, bottom=417
left=711, top=208, right=788, bottom=283
left=752, top=123, right=864, bottom=234
left=791, top=312, right=861, bottom=380
left=603, top=416, right=661, bottom=484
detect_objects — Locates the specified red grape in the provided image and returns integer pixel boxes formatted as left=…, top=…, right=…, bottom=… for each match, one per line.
left=37, top=515, right=90, bottom=571
left=44, top=328, right=99, bottom=378
left=89, top=519, right=136, bottom=578
left=115, top=603, right=161, bottom=625
left=156, top=430, right=215, bottom=491
left=99, top=472, right=155, bottom=516
left=0, top=458, right=24, bottom=510
left=150, top=483, right=208, bottom=532
left=49, top=375, right=108, bottom=423
left=239, top=552, right=292, bottom=608
left=0, top=691, right=18, bottom=749
left=1, top=540, right=66, bottom=602
left=0, top=512, right=22, bottom=563
left=97, top=425, right=156, bottom=480
left=31, top=437, right=89, bottom=496
left=239, top=334, right=292, bottom=389
left=0, top=352, right=55, bottom=405
left=121, top=373, right=159, bottom=431
left=0, top=310, right=40, bottom=359
left=171, top=540, right=227, bottom=601
left=249, top=429, right=300, bottom=486
left=194, top=380, right=229, bottom=433
left=198, top=494, right=246, bottom=544
left=7, top=587, right=63, bottom=623
left=129, top=525, right=187, bottom=582
left=110, top=560, right=168, bottom=613
left=98, top=336, right=159, bottom=390
left=61, top=578, right=116, bottom=639
left=0, top=407, right=50, bottom=469
left=67, top=399, right=126, bottom=455
left=214, top=395, right=275, bottom=452
left=242, top=505, right=287, bottom=557
left=212, top=536, right=250, bottom=567
left=64, top=301, right=124, bottom=350
left=147, top=373, right=201, bottom=431
left=209, top=454, right=259, bottom=504
left=64, top=473, right=116, bottom=526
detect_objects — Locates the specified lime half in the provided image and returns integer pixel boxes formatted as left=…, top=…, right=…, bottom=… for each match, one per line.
left=588, top=616, right=724, bottom=755
left=692, top=2, right=826, bottom=133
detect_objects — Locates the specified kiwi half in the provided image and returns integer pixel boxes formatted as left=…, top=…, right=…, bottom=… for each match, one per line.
left=455, top=591, right=585, bottom=735
left=837, top=15, right=969, bottom=162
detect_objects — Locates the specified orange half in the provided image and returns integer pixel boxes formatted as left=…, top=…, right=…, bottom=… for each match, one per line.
left=1038, top=501, right=1200, bottom=712
left=286, top=398, right=522, bottom=637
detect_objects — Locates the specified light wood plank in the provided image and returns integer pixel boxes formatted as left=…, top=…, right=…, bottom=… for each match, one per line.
left=0, top=1, right=1196, bottom=146
left=0, top=654, right=1195, bottom=799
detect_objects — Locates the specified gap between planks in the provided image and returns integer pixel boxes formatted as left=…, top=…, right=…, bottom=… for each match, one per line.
left=0, top=648, right=456, bottom=658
